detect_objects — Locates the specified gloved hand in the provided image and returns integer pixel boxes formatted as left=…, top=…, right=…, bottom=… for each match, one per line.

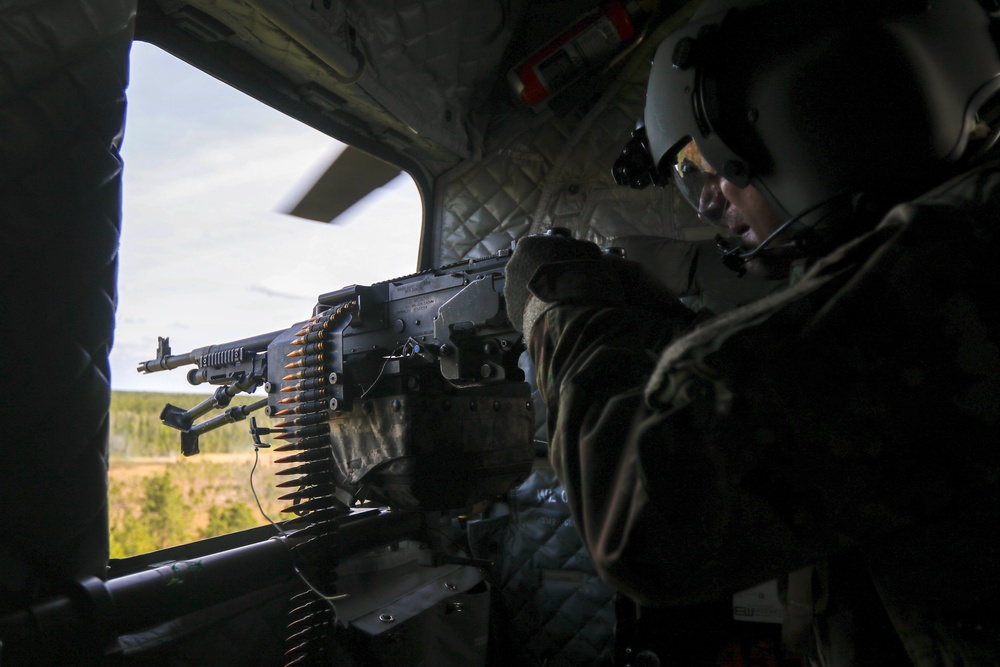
left=528, top=250, right=701, bottom=334
left=505, top=228, right=700, bottom=337
left=504, top=229, right=602, bottom=332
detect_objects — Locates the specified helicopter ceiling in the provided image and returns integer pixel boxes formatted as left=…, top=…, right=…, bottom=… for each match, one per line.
left=134, top=0, right=688, bottom=234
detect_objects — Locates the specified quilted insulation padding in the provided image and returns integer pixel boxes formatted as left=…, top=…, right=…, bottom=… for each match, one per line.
left=0, top=0, right=134, bottom=606
left=432, top=7, right=708, bottom=264
left=434, top=113, right=576, bottom=263
left=340, top=0, right=512, bottom=160
left=178, top=0, right=504, bottom=170
left=471, top=468, right=616, bottom=667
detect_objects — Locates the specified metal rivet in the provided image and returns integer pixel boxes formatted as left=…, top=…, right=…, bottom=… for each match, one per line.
left=444, top=581, right=457, bottom=591
left=379, top=612, right=394, bottom=623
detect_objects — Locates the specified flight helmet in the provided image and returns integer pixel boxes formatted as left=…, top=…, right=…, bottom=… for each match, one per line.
left=620, top=0, right=1000, bottom=262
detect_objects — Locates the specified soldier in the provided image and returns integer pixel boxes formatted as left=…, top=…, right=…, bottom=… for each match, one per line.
left=505, top=0, right=1000, bottom=664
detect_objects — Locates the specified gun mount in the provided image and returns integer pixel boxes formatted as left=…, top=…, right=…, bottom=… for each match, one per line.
left=137, top=248, right=534, bottom=512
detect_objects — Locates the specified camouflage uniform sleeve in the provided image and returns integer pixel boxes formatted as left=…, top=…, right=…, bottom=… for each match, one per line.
left=528, top=170, right=1000, bottom=607
left=528, top=289, right=834, bottom=607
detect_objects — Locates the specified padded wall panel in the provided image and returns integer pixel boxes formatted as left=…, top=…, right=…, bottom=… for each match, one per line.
left=342, top=0, right=512, bottom=159
left=434, top=115, right=578, bottom=263
left=471, top=469, right=617, bottom=666
left=0, top=0, right=135, bottom=607
left=433, top=9, right=711, bottom=264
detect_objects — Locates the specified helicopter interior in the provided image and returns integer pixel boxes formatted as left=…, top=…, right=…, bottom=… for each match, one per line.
left=0, top=1, right=747, bottom=665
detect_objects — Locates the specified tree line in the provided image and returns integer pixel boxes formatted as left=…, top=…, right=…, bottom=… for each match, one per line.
left=108, top=391, right=280, bottom=557
left=110, top=391, right=267, bottom=457
left=108, top=471, right=262, bottom=558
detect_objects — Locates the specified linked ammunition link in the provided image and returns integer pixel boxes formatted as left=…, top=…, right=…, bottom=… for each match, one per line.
left=275, top=302, right=356, bottom=667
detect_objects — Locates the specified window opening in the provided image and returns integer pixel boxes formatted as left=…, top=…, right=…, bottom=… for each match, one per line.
left=109, top=41, right=422, bottom=558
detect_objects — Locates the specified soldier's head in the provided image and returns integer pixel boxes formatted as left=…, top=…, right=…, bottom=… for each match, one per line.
left=616, top=0, right=1000, bottom=277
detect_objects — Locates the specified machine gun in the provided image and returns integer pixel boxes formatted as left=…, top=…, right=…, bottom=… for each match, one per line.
left=0, top=251, right=534, bottom=666
left=137, top=248, right=534, bottom=512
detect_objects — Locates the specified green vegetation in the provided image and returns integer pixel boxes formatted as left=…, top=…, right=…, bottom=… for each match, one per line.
left=202, top=501, right=260, bottom=538
left=109, top=391, right=286, bottom=558
left=142, top=471, right=190, bottom=546
left=109, top=391, right=266, bottom=457
left=108, top=477, right=157, bottom=558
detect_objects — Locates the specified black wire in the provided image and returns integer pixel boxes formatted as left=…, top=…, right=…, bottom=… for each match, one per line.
left=249, top=445, right=343, bottom=626
left=716, top=189, right=852, bottom=274
left=737, top=190, right=851, bottom=261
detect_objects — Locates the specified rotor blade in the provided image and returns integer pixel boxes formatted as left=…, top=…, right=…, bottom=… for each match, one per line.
left=282, top=145, right=402, bottom=223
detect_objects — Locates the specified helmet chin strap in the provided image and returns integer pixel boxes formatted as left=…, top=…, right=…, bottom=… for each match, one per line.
left=715, top=190, right=853, bottom=276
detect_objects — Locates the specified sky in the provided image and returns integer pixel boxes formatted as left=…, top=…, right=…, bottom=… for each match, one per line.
left=112, top=42, right=423, bottom=393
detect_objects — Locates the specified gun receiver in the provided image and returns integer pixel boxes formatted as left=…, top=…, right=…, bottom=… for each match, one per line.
left=137, top=249, right=534, bottom=511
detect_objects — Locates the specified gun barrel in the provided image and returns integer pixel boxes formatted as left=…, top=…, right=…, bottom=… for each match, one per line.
left=136, top=329, right=285, bottom=374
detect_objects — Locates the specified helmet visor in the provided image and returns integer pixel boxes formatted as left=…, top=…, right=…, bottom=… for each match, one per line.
left=670, top=138, right=727, bottom=226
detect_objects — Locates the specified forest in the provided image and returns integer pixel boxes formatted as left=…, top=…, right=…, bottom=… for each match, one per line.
left=108, top=391, right=286, bottom=558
